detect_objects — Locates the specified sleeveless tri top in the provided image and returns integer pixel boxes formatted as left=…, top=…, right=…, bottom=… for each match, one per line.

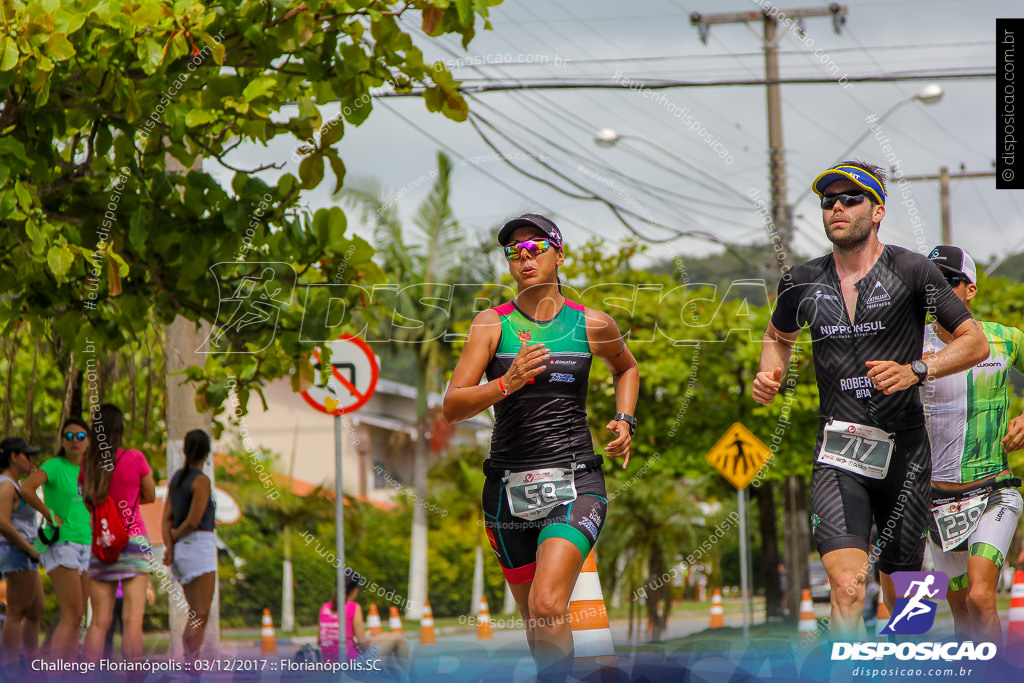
left=484, top=299, right=594, bottom=469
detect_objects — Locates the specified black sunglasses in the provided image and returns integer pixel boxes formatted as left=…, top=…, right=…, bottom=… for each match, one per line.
left=944, top=275, right=968, bottom=286
left=64, top=431, right=88, bottom=441
left=820, top=191, right=868, bottom=209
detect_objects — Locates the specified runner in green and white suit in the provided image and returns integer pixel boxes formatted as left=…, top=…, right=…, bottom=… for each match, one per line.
left=921, top=245, right=1024, bottom=646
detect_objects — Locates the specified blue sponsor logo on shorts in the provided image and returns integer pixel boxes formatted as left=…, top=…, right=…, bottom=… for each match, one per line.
left=550, top=373, right=575, bottom=383
left=578, top=517, right=598, bottom=539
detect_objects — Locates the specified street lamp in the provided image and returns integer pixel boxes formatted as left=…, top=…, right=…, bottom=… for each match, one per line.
left=792, top=83, right=944, bottom=213
left=832, top=83, right=944, bottom=166
left=593, top=128, right=621, bottom=147
left=592, top=128, right=754, bottom=204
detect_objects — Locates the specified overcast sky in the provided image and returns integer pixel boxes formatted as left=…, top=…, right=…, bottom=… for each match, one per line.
left=220, top=0, right=1021, bottom=275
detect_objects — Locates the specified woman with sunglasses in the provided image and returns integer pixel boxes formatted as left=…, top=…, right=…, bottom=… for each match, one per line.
left=79, top=403, right=156, bottom=662
left=21, top=417, right=93, bottom=661
left=443, top=214, right=639, bottom=678
left=0, top=437, right=44, bottom=667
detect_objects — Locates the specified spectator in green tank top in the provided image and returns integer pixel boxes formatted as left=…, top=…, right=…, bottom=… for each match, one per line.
left=22, top=416, right=93, bottom=661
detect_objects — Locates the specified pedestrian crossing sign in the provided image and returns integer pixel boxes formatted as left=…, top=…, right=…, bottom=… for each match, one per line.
left=705, top=422, right=772, bottom=489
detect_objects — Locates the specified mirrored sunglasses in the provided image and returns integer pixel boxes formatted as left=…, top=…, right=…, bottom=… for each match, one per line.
left=504, top=239, right=553, bottom=261
left=64, top=431, right=88, bottom=441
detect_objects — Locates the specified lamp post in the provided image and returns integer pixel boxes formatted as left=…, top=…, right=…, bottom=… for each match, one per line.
left=834, top=84, right=943, bottom=163
left=592, top=128, right=753, bottom=204
left=792, top=83, right=944, bottom=214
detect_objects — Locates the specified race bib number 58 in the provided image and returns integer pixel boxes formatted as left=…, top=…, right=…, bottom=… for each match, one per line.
left=817, top=420, right=895, bottom=479
left=504, top=468, right=577, bottom=521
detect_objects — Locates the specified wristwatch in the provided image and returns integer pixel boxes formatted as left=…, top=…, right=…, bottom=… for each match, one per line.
left=911, top=360, right=929, bottom=385
left=613, top=413, right=636, bottom=437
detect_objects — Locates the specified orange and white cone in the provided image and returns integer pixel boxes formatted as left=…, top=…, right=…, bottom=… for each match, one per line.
left=477, top=595, right=493, bottom=640
left=1007, top=569, right=1024, bottom=653
left=569, top=550, right=616, bottom=671
left=709, top=588, right=725, bottom=628
left=875, top=588, right=892, bottom=637
left=260, top=608, right=277, bottom=654
left=367, top=604, right=384, bottom=636
left=797, top=589, right=816, bottom=633
left=420, top=600, right=437, bottom=644
left=388, top=606, right=403, bottom=634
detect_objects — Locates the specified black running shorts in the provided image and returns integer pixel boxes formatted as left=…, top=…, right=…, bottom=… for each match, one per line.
left=810, top=424, right=931, bottom=575
left=482, top=466, right=607, bottom=584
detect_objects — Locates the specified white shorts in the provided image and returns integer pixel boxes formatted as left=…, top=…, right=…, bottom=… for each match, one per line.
left=171, top=531, right=217, bottom=586
left=929, top=487, right=1023, bottom=592
left=42, top=542, right=91, bottom=574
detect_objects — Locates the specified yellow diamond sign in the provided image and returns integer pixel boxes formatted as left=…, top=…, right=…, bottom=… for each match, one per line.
left=705, top=422, right=772, bottom=490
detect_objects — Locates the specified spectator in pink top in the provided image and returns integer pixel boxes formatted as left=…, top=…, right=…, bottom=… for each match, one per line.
left=79, top=404, right=156, bottom=663
left=339, top=569, right=407, bottom=671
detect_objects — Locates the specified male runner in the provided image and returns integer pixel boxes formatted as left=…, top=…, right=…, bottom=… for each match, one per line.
left=921, top=245, right=1024, bottom=645
left=752, top=161, right=989, bottom=638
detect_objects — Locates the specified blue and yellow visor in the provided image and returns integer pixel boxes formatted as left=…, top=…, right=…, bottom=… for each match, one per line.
left=812, top=165, right=885, bottom=206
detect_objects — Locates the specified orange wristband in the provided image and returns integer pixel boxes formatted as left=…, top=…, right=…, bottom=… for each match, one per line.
left=498, top=376, right=510, bottom=397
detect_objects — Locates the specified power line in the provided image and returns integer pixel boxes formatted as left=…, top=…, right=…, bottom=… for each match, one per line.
left=371, top=99, right=602, bottom=241
left=465, top=93, right=753, bottom=220
left=406, top=18, right=767, bottom=248
left=440, top=40, right=993, bottom=69
left=374, top=70, right=993, bottom=97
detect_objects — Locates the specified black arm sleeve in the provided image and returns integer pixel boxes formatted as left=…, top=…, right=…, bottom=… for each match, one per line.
left=920, top=259, right=972, bottom=333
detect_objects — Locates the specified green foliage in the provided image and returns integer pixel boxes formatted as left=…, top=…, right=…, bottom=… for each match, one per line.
left=562, top=237, right=820, bottom=483
left=0, top=0, right=499, bottom=422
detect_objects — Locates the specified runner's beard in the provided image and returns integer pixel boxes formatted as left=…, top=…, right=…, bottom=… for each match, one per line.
left=824, top=212, right=874, bottom=249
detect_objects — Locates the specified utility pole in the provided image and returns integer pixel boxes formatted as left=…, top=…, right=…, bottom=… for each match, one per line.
left=690, top=5, right=848, bottom=266
left=899, top=166, right=996, bottom=244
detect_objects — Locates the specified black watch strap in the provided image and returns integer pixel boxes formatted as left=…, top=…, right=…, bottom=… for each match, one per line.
left=613, top=413, right=636, bottom=436
left=911, top=360, right=929, bottom=384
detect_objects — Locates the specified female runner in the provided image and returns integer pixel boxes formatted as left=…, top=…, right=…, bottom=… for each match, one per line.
left=443, top=214, right=638, bottom=677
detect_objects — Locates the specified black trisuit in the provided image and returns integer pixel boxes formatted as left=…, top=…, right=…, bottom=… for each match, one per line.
left=771, top=245, right=973, bottom=573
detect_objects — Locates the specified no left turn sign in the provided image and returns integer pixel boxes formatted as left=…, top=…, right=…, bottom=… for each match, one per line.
left=300, top=334, right=379, bottom=415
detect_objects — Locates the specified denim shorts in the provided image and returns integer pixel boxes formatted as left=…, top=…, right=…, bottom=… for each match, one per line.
left=171, top=531, right=217, bottom=586
left=41, top=542, right=91, bottom=574
left=0, top=542, right=40, bottom=577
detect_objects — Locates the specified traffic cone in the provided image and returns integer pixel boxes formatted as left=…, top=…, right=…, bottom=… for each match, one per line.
left=260, top=608, right=277, bottom=654
left=1007, top=570, right=1024, bottom=653
left=797, top=589, right=816, bottom=633
left=876, top=588, right=892, bottom=637
left=419, top=600, right=437, bottom=644
left=388, top=606, right=403, bottom=634
left=367, top=604, right=384, bottom=636
left=569, top=550, right=616, bottom=672
left=477, top=595, right=493, bottom=640
left=709, top=588, right=724, bottom=628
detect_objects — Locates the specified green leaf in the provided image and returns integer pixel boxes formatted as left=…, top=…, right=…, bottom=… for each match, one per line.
left=242, top=76, right=276, bottom=102
left=320, top=118, right=344, bottom=147
left=46, top=244, right=74, bottom=282
left=185, top=109, right=217, bottom=128
left=456, top=0, right=472, bottom=25
left=298, top=154, right=324, bottom=190
left=141, top=37, right=163, bottom=74
left=327, top=152, right=346, bottom=194
left=44, top=32, right=75, bottom=61
left=130, top=4, right=165, bottom=26
left=129, top=210, right=148, bottom=253
left=14, top=181, right=32, bottom=210
left=0, top=38, right=19, bottom=71
left=327, top=206, right=347, bottom=244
